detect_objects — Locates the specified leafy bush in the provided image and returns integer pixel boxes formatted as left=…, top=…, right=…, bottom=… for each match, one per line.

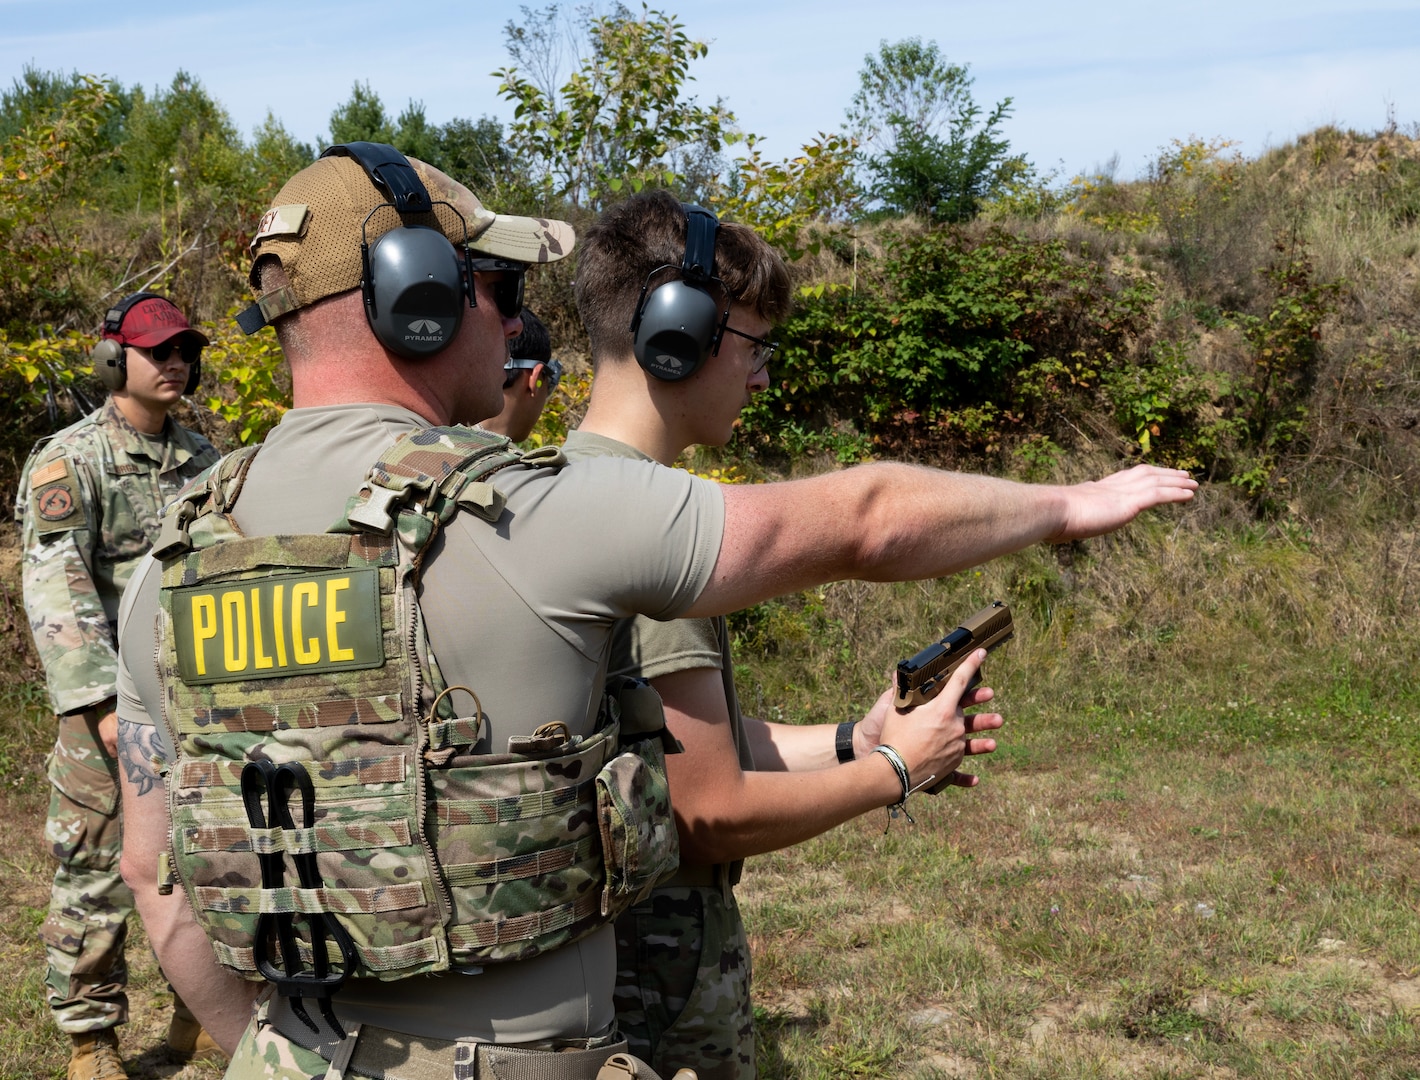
left=736, top=225, right=1156, bottom=462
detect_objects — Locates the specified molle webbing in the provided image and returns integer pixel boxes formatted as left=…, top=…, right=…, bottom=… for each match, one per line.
left=157, top=426, right=634, bottom=982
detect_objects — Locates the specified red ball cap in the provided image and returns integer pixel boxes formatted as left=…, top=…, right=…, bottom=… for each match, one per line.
left=104, top=295, right=210, bottom=349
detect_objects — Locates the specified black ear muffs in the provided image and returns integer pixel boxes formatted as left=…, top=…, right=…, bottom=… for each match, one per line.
left=362, top=224, right=467, bottom=359
left=322, top=142, right=474, bottom=360
left=630, top=205, right=727, bottom=382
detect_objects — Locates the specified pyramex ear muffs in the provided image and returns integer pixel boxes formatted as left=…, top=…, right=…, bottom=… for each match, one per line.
left=629, top=204, right=728, bottom=382
left=90, top=291, right=202, bottom=395
left=320, top=142, right=475, bottom=360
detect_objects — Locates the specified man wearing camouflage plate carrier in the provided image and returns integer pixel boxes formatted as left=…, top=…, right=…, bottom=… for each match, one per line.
left=114, top=145, right=1196, bottom=1080
left=16, top=293, right=220, bottom=1080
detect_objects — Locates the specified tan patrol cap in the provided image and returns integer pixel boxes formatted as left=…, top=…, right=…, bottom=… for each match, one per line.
left=244, top=153, right=574, bottom=326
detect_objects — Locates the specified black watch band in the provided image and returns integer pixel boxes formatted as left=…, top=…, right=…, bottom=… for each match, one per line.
left=835, top=720, right=857, bottom=764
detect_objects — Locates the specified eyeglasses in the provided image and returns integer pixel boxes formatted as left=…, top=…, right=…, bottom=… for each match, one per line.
left=145, top=338, right=202, bottom=365
left=720, top=324, right=779, bottom=374
left=466, top=257, right=527, bottom=319
left=504, top=357, right=563, bottom=391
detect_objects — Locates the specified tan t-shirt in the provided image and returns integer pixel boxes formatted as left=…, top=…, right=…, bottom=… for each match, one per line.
left=115, top=404, right=725, bottom=1043
left=563, top=431, right=754, bottom=889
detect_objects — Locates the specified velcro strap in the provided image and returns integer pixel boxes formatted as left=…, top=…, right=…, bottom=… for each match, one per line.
left=184, top=819, right=413, bottom=855
left=213, top=932, right=445, bottom=976
left=447, top=889, right=601, bottom=950
left=176, top=752, right=407, bottom=793
left=425, top=714, right=484, bottom=752
left=257, top=285, right=302, bottom=324
left=177, top=694, right=405, bottom=735
left=612, top=680, right=667, bottom=739
left=435, top=778, right=595, bottom=826
left=442, top=835, right=600, bottom=888
left=195, top=881, right=426, bottom=916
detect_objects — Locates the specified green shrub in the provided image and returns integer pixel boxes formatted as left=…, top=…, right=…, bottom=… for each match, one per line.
left=737, top=225, right=1156, bottom=462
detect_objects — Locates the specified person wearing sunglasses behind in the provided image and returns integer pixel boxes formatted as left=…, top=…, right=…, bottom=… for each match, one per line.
left=482, top=307, right=565, bottom=443
left=15, top=293, right=220, bottom=1080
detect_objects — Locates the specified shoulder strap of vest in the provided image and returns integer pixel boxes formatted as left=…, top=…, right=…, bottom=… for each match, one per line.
left=150, top=445, right=261, bottom=559
left=332, top=426, right=565, bottom=558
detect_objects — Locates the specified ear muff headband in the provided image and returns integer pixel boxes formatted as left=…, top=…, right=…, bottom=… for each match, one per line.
left=91, top=291, right=201, bottom=395
left=630, top=204, right=729, bottom=382
left=321, top=142, right=475, bottom=360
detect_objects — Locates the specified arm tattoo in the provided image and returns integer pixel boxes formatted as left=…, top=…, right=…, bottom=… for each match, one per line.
left=117, top=718, right=166, bottom=798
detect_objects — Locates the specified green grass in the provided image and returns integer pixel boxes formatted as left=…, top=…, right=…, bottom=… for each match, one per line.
left=2, top=453, right=1420, bottom=1078
left=738, top=692, right=1420, bottom=1078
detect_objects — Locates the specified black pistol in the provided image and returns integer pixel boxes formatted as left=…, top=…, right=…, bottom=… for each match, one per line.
left=894, top=601, right=1014, bottom=709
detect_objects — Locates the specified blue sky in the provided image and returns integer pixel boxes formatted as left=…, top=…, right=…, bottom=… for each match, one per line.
left=4, top=1, right=1418, bottom=182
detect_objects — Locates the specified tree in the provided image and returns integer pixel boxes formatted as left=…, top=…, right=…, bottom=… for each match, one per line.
left=328, top=81, right=396, bottom=146
left=325, top=84, right=520, bottom=201
left=0, top=75, right=122, bottom=331
left=0, top=67, right=133, bottom=148
left=247, top=112, right=315, bottom=205
left=848, top=38, right=1023, bottom=223
left=495, top=3, right=738, bottom=211
left=435, top=116, right=518, bottom=203
left=715, top=132, right=859, bottom=259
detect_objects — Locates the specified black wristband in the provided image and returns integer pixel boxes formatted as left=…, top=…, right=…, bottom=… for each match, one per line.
left=835, top=720, right=857, bottom=764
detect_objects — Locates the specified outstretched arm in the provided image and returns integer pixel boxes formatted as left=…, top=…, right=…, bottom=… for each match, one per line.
left=117, top=718, right=258, bottom=1053
left=685, top=462, right=1195, bottom=618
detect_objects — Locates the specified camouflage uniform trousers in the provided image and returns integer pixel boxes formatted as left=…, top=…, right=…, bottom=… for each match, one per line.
left=39, top=705, right=132, bottom=1033
left=613, top=885, right=753, bottom=1080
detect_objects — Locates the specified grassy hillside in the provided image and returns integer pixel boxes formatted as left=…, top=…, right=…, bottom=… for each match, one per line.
left=1, top=123, right=1419, bottom=1077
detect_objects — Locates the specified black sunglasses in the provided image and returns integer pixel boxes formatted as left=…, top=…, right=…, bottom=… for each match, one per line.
left=147, top=338, right=203, bottom=365
left=504, top=357, right=563, bottom=391
left=466, top=257, right=527, bottom=319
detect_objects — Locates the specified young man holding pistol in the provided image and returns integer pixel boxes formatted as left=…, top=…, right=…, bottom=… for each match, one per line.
left=569, top=190, right=1189, bottom=1079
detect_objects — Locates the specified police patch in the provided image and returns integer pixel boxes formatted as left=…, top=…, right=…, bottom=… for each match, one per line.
left=171, top=567, right=384, bottom=685
left=33, top=481, right=81, bottom=530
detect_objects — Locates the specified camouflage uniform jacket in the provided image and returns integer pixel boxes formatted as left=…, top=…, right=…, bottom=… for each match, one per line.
left=17, top=399, right=218, bottom=714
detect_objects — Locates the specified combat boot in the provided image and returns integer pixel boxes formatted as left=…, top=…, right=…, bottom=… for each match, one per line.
left=166, top=998, right=225, bottom=1064
left=67, top=1030, right=127, bottom=1080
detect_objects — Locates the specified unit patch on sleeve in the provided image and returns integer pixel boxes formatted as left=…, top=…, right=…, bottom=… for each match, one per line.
left=31, top=478, right=83, bottom=533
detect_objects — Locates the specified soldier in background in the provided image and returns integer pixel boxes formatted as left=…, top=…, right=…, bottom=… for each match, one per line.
left=16, top=293, right=221, bottom=1080
left=482, top=307, right=564, bottom=443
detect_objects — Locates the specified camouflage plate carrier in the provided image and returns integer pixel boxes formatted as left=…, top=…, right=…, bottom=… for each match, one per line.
left=149, top=426, right=680, bottom=985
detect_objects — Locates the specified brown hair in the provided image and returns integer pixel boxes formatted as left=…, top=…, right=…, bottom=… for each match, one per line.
left=574, top=190, right=792, bottom=365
